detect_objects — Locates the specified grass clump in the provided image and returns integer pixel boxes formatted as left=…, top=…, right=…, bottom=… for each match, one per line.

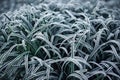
left=0, top=0, right=120, bottom=80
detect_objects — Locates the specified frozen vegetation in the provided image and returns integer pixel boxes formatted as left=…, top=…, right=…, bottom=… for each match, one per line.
left=0, top=0, right=120, bottom=80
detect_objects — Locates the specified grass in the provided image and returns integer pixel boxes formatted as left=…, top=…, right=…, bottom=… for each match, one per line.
left=0, top=0, right=120, bottom=80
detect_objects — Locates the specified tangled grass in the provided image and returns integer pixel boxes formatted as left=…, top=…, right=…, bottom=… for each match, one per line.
left=0, top=0, right=120, bottom=80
